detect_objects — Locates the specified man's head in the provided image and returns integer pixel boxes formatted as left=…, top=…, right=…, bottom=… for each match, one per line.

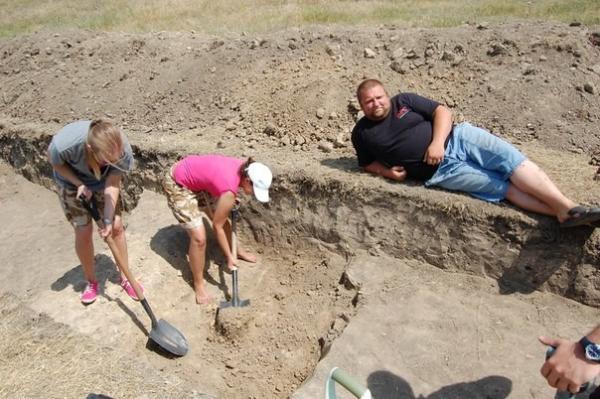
left=356, top=79, right=391, bottom=121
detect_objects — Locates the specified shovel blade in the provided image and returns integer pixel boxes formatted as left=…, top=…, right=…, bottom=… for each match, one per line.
left=149, top=319, right=189, bottom=356
left=219, top=298, right=250, bottom=309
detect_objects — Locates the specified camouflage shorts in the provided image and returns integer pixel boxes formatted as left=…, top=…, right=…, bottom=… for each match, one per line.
left=57, top=186, right=122, bottom=227
left=162, top=168, right=212, bottom=230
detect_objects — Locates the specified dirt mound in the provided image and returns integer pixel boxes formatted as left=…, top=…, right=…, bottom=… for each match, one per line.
left=0, top=21, right=599, bottom=161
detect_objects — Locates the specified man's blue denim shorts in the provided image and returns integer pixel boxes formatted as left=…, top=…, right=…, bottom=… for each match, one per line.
left=425, top=122, right=527, bottom=202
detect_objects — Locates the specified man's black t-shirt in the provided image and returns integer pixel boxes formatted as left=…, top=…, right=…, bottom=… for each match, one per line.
left=351, top=92, right=448, bottom=181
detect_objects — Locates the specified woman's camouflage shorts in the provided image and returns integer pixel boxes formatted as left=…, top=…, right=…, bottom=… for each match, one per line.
left=162, top=168, right=210, bottom=230
left=57, top=186, right=122, bottom=227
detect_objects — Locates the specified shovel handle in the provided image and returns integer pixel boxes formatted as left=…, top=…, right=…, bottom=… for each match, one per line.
left=79, top=196, right=146, bottom=302
left=230, top=207, right=238, bottom=259
left=230, top=208, right=240, bottom=304
left=326, top=367, right=372, bottom=399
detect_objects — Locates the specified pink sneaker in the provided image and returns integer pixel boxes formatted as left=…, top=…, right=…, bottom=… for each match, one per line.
left=120, top=279, right=144, bottom=301
left=80, top=281, right=98, bottom=304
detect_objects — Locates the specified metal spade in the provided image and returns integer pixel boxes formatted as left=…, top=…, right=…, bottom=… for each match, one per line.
left=80, top=196, right=188, bottom=356
left=219, top=207, right=250, bottom=309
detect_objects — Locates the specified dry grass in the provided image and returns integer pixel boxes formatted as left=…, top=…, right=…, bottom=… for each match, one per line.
left=0, top=0, right=598, bottom=37
left=0, top=293, right=211, bottom=398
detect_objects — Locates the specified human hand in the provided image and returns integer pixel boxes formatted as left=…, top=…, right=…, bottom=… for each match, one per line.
left=424, top=143, right=445, bottom=165
left=227, top=256, right=238, bottom=272
left=539, top=336, right=600, bottom=393
left=389, top=166, right=407, bottom=181
left=77, top=184, right=92, bottom=201
left=99, top=223, right=113, bottom=239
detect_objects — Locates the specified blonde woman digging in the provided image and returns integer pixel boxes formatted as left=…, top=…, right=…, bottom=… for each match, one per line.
left=47, top=119, right=144, bottom=304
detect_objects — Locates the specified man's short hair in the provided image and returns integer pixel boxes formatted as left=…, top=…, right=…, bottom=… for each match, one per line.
left=356, top=79, right=386, bottom=102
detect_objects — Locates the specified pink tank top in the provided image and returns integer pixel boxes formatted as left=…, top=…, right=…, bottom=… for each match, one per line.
left=173, top=155, right=244, bottom=198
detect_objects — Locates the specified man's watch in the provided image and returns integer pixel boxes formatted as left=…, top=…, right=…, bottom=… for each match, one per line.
left=580, top=336, right=600, bottom=363
left=103, top=217, right=113, bottom=226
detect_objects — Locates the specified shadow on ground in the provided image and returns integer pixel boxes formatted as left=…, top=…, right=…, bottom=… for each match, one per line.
left=51, top=254, right=120, bottom=294
left=498, top=225, right=595, bottom=295
left=320, top=156, right=359, bottom=173
left=149, top=222, right=228, bottom=298
left=367, top=370, right=512, bottom=399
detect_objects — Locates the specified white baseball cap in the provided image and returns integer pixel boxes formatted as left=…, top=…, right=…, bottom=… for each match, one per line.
left=247, top=162, right=272, bottom=203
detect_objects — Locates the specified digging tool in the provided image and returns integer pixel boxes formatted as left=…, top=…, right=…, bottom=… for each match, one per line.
left=219, top=207, right=250, bottom=309
left=325, top=367, right=372, bottom=399
left=79, top=196, right=189, bottom=356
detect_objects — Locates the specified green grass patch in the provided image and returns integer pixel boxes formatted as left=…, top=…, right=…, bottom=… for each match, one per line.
left=0, top=0, right=598, bottom=38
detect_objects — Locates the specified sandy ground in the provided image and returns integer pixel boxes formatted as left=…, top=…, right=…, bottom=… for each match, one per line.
left=2, top=154, right=600, bottom=398
left=1, top=20, right=600, bottom=398
left=294, top=253, right=600, bottom=399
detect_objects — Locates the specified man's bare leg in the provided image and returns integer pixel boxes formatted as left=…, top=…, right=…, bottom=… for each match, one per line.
left=505, top=184, right=555, bottom=216
left=509, top=160, right=577, bottom=221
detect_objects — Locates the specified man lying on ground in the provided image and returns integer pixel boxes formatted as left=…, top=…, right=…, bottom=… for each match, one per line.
left=351, top=79, right=600, bottom=227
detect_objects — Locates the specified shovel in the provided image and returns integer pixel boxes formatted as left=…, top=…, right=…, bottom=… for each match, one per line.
left=79, top=196, right=189, bottom=357
left=326, top=367, right=372, bottom=399
left=219, top=207, right=250, bottom=309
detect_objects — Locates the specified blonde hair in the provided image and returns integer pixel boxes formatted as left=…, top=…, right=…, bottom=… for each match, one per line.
left=86, top=119, right=123, bottom=179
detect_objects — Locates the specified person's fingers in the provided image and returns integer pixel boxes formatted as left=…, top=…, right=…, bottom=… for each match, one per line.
left=540, top=362, right=551, bottom=378
left=567, top=382, right=581, bottom=394
left=81, top=188, right=92, bottom=200
left=556, top=377, right=570, bottom=392
left=547, top=370, right=560, bottom=388
left=99, top=226, right=112, bottom=239
left=539, top=336, right=560, bottom=347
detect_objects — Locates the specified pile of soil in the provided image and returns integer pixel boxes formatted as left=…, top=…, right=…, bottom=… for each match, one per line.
left=1, top=21, right=599, bottom=160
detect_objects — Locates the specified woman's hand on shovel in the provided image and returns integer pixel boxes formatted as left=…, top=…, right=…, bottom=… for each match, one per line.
left=99, top=223, right=113, bottom=239
left=77, top=184, right=92, bottom=201
left=227, top=256, right=238, bottom=272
